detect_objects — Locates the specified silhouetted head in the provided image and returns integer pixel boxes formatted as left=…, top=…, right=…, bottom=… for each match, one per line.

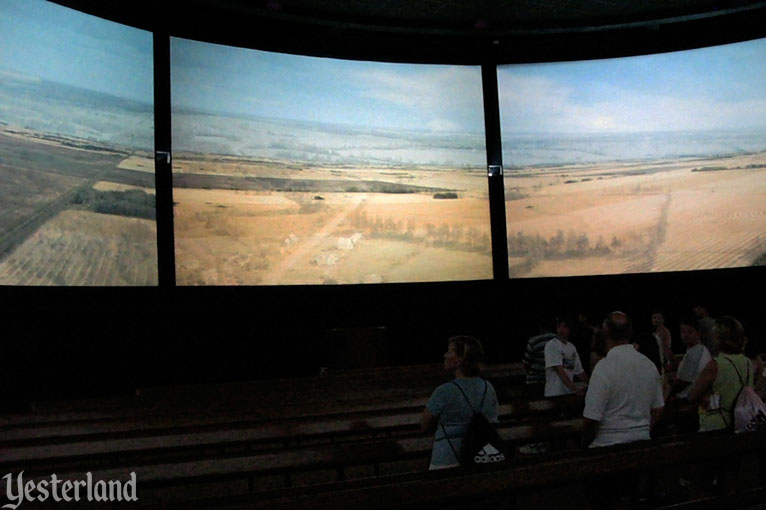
left=692, top=304, right=710, bottom=319
left=603, top=311, right=633, bottom=344
left=555, top=316, right=571, bottom=341
left=444, top=335, right=485, bottom=377
left=679, top=315, right=701, bottom=348
left=713, top=316, right=745, bottom=354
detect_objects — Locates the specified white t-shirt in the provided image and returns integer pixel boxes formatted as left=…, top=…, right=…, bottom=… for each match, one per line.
left=653, top=333, right=666, bottom=376
left=544, top=337, right=585, bottom=397
left=675, top=343, right=712, bottom=399
left=584, top=344, right=664, bottom=447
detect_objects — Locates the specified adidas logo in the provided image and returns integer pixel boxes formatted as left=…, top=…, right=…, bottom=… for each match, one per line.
left=473, top=443, right=506, bottom=464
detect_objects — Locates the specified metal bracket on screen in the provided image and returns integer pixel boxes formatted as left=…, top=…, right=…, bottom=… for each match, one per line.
left=155, top=151, right=171, bottom=165
left=487, top=165, right=503, bottom=177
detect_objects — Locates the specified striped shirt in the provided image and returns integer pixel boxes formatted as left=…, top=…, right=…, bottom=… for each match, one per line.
left=523, top=333, right=556, bottom=384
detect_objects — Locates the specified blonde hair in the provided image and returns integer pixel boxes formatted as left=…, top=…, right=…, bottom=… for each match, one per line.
left=713, top=316, right=745, bottom=354
left=449, top=335, right=485, bottom=376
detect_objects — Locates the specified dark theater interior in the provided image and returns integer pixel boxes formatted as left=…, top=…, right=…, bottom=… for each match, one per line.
left=1, top=0, right=766, bottom=508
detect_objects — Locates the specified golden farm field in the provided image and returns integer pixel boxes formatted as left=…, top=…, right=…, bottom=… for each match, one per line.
left=504, top=152, right=766, bottom=277
left=117, top=155, right=155, bottom=173
left=332, top=239, right=492, bottom=284
left=0, top=209, right=158, bottom=285
left=172, top=150, right=766, bottom=284
left=93, top=181, right=155, bottom=194
left=652, top=170, right=766, bottom=271
left=173, top=185, right=492, bottom=285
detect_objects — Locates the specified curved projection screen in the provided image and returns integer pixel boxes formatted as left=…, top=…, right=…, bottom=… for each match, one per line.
left=499, top=38, right=766, bottom=278
left=171, top=38, right=491, bottom=285
left=0, top=0, right=156, bottom=285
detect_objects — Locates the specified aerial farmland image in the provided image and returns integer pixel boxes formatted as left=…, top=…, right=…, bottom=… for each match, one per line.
left=0, top=0, right=156, bottom=286
left=171, top=35, right=766, bottom=285
left=501, top=135, right=766, bottom=277
left=498, top=38, right=766, bottom=277
left=170, top=38, right=493, bottom=285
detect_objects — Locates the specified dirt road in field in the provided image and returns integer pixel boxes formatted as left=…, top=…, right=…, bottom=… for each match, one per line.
left=259, top=194, right=370, bottom=284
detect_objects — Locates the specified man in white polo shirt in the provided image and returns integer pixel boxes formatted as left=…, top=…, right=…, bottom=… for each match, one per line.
left=583, top=311, right=665, bottom=448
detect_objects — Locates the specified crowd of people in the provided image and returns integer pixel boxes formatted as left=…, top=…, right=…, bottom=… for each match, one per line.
left=421, top=305, right=766, bottom=472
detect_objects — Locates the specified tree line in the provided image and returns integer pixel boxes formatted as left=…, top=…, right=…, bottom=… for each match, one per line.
left=350, top=210, right=491, bottom=252
left=506, top=228, right=654, bottom=263
left=72, top=188, right=155, bottom=220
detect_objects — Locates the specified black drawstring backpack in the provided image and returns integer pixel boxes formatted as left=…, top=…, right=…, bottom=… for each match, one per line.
left=441, top=380, right=508, bottom=467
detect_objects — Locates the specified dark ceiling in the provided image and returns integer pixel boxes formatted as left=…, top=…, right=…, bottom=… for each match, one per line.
left=206, top=0, right=758, bottom=28
left=54, top=0, right=766, bottom=62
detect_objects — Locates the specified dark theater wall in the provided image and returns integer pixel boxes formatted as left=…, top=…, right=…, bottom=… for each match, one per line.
left=3, top=264, right=764, bottom=407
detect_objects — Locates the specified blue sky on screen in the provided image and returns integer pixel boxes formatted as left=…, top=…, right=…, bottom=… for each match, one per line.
left=0, top=0, right=153, bottom=103
left=170, top=37, right=485, bottom=134
left=498, top=38, right=766, bottom=134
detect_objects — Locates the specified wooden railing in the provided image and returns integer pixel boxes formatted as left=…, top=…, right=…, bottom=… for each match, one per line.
left=143, top=430, right=766, bottom=510
left=2, top=358, right=744, bottom=510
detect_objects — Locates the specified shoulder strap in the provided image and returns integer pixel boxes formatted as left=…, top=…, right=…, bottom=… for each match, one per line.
left=440, top=421, right=460, bottom=464
left=451, top=380, right=488, bottom=413
left=722, top=357, right=751, bottom=430
left=440, top=380, right=488, bottom=466
left=723, top=356, right=750, bottom=388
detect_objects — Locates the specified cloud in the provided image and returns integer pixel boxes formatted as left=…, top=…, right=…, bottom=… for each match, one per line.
left=350, top=65, right=483, bottom=132
left=0, top=67, right=42, bottom=83
left=583, top=94, right=766, bottom=132
left=498, top=71, right=766, bottom=133
left=426, top=118, right=461, bottom=132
